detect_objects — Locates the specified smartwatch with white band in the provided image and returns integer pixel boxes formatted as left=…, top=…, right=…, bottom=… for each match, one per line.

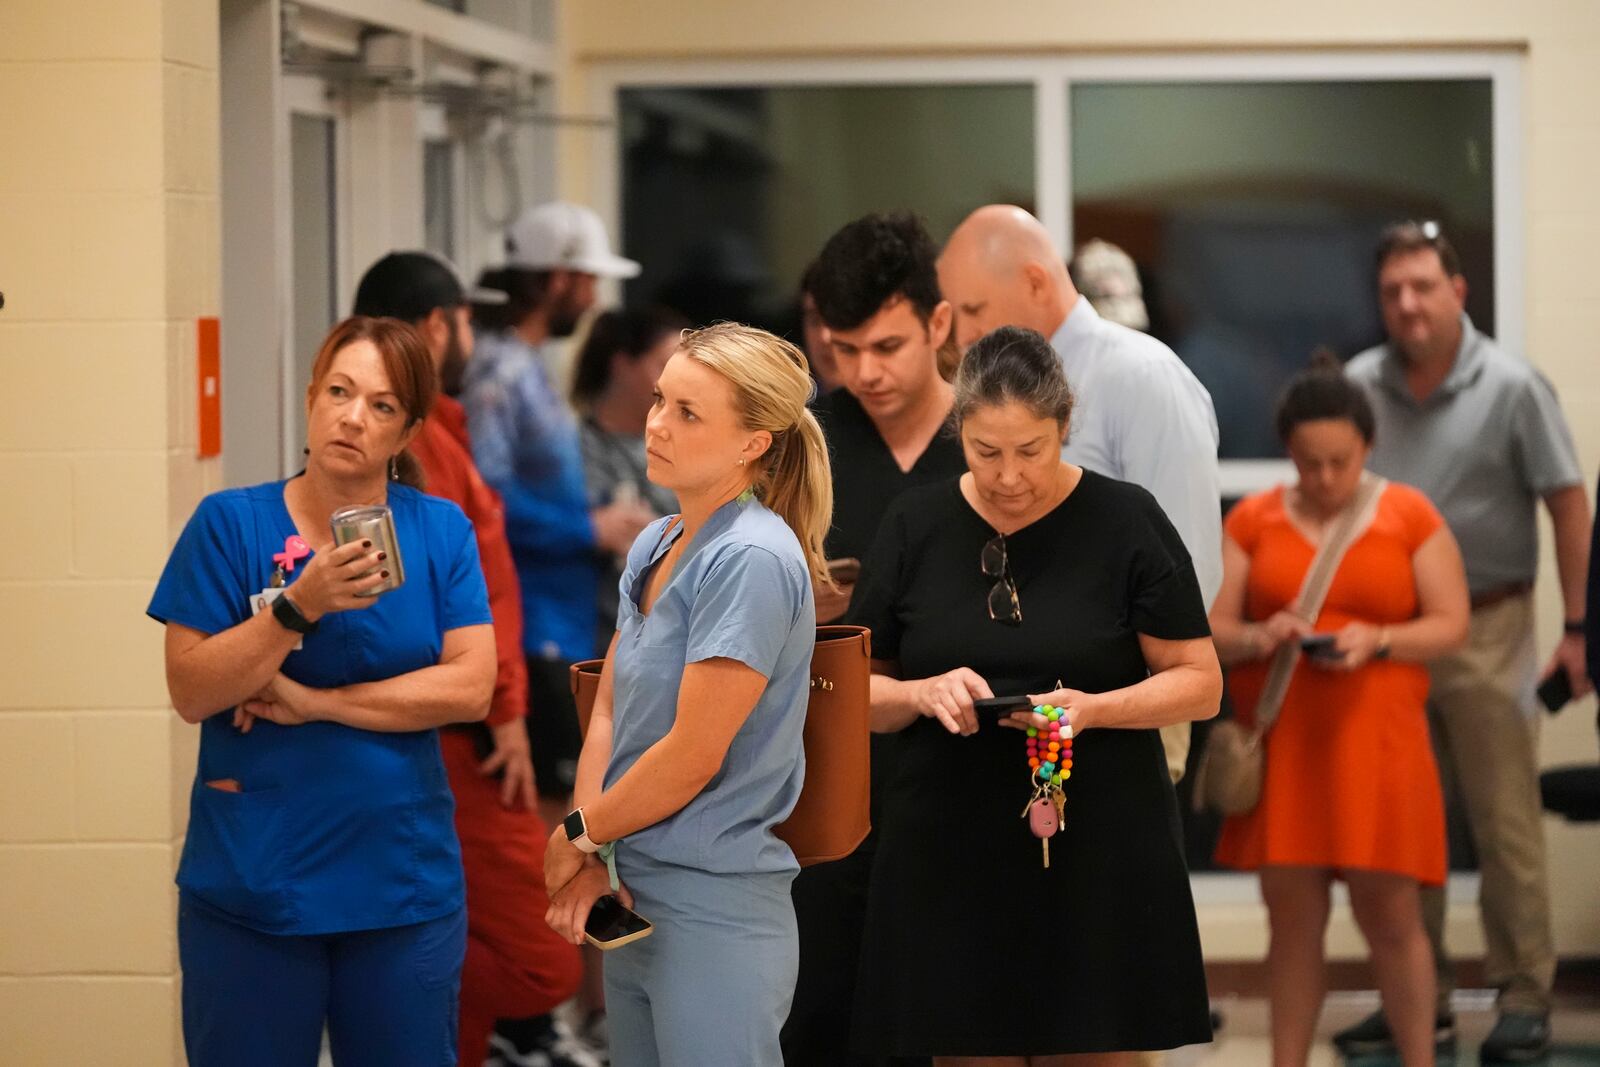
left=563, top=808, right=600, bottom=854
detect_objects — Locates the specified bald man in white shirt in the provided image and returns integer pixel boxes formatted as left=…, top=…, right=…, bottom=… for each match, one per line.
left=940, top=205, right=1223, bottom=781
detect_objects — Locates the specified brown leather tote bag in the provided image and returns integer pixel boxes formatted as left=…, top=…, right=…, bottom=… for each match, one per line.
left=567, top=623, right=872, bottom=867
left=570, top=658, right=603, bottom=740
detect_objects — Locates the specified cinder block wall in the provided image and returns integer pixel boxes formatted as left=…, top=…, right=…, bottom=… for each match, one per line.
left=0, top=0, right=220, bottom=1062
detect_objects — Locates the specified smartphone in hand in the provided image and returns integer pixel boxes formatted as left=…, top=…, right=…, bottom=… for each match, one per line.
left=585, top=895, right=654, bottom=951
left=973, top=695, right=1033, bottom=718
left=1537, top=669, right=1574, bottom=714
left=1299, top=634, right=1344, bottom=662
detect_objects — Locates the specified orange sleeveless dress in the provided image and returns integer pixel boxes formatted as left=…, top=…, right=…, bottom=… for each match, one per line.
left=1213, top=483, right=1448, bottom=886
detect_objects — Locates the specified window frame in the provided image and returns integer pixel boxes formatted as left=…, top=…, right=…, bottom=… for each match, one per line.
left=420, top=102, right=469, bottom=267
left=281, top=73, right=355, bottom=475
left=587, top=50, right=1524, bottom=497
left=220, top=0, right=554, bottom=487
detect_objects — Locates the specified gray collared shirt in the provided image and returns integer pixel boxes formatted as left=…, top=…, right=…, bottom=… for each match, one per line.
left=1346, top=314, right=1582, bottom=595
left=1051, top=298, right=1224, bottom=608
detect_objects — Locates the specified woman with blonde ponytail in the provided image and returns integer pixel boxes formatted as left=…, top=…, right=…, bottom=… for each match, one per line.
left=541, top=322, right=831, bottom=1064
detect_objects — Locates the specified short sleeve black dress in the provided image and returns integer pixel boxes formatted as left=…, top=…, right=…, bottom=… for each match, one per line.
left=850, top=471, right=1214, bottom=1058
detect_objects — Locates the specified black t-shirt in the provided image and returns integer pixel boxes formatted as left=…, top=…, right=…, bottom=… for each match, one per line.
left=812, top=388, right=968, bottom=835
left=855, top=469, right=1210, bottom=681
left=813, top=388, right=967, bottom=573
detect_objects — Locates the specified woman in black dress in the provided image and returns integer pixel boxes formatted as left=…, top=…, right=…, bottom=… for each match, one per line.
left=852, top=326, right=1223, bottom=1065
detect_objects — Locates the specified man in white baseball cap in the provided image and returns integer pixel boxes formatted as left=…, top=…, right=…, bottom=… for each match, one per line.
left=506, top=201, right=642, bottom=279
left=462, top=203, right=654, bottom=1066
left=473, top=202, right=643, bottom=344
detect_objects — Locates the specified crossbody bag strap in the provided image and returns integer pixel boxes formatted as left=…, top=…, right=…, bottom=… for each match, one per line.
left=1250, top=473, right=1389, bottom=735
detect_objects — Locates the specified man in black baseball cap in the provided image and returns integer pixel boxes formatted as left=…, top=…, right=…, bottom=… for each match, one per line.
left=353, top=251, right=589, bottom=1067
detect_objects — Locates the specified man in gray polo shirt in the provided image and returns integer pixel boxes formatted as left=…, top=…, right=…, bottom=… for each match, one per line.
left=1339, top=222, right=1590, bottom=1063
left=939, top=205, right=1222, bottom=783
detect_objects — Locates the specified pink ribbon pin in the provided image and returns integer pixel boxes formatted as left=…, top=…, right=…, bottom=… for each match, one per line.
left=273, top=535, right=311, bottom=573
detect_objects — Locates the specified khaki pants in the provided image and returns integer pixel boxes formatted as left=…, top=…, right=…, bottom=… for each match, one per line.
left=1160, top=722, right=1190, bottom=784
left=1423, top=593, right=1554, bottom=1016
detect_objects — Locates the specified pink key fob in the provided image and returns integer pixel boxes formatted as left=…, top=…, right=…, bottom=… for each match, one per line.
left=1028, top=797, right=1059, bottom=838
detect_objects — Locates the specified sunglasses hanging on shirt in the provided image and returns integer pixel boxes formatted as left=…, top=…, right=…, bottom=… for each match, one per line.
left=980, top=534, right=1022, bottom=626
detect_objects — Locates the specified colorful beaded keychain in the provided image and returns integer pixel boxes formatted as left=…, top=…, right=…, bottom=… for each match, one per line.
left=1022, top=704, right=1072, bottom=868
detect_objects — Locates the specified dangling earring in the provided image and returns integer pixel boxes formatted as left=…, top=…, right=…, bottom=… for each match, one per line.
left=389, top=456, right=399, bottom=481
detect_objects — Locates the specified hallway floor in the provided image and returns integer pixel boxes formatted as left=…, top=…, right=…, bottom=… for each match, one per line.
left=1172, top=991, right=1600, bottom=1066
left=312, top=989, right=1600, bottom=1065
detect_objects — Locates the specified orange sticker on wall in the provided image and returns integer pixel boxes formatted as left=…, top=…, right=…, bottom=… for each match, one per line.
left=198, top=317, right=221, bottom=458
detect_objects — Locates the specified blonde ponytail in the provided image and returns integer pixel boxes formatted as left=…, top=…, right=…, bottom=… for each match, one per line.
left=757, top=408, right=834, bottom=587
left=677, top=323, right=835, bottom=587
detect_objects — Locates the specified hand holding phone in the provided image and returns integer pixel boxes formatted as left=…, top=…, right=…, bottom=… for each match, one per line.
left=584, top=894, right=654, bottom=950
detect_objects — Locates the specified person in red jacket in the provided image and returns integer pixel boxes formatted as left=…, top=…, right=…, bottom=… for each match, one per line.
left=354, top=253, right=588, bottom=1067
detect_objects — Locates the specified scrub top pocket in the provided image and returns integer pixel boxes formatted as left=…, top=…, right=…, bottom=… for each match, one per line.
left=178, top=784, right=298, bottom=930
left=612, top=640, right=684, bottom=749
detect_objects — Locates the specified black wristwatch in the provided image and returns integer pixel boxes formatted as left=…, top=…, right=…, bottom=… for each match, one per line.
left=563, top=808, right=600, bottom=854
left=1564, top=619, right=1586, bottom=635
left=272, top=592, right=318, bottom=635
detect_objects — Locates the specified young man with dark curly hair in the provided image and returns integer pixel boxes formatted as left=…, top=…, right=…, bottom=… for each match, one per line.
left=782, top=212, right=965, bottom=1067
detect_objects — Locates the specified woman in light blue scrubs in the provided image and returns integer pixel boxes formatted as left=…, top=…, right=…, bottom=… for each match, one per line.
left=542, top=323, right=833, bottom=1066
left=149, top=317, right=497, bottom=1067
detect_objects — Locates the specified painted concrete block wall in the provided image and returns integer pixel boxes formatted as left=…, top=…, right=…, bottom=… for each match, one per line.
left=0, top=0, right=220, bottom=1061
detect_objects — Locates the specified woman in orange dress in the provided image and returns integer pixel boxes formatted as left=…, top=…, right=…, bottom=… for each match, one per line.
left=1210, top=356, right=1469, bottom=1067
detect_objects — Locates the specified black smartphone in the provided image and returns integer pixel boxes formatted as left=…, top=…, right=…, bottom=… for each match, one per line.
left=1537, top=669, right=1573, bottom=714
left=584, top=895, right=654, bottom=950
left=973, top=695, right=1033, bottom=717
left=1299, top=634, right=1344, bottom=661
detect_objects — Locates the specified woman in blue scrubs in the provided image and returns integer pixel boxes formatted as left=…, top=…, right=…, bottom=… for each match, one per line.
left=149, top=317, right=497, bottom=1067
left=542, top=323, right=833, bottom=1066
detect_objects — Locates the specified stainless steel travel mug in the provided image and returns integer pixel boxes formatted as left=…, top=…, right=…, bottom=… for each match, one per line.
left=329, top=504, right=404, bottom=596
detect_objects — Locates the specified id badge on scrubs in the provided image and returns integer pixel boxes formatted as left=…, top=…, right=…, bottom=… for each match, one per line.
left=252, top=587, right=303, bottom=651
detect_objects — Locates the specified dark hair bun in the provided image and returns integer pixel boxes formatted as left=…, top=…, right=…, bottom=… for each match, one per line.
left=1275, top=347, right=1375, bottom=445
left=1307, top=346, right=1344, bottom=376
left=952, top=325, right=1075, bottom=429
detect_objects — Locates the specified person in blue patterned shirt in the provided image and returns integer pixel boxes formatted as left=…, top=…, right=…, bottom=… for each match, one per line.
left=464, top=203, right=657, bottom=1067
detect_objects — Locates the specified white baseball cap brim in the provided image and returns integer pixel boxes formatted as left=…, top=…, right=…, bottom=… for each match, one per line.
left=505, top=202, right=641, bottom=279
left=567, top=250, right=642, bottom=280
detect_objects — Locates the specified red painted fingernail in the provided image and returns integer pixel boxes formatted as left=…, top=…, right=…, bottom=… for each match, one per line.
left=377, top=551, right=387, bottom=561
left=363, top=539, right=372, bottom=548
left=380, top=569, right=390, bottom=578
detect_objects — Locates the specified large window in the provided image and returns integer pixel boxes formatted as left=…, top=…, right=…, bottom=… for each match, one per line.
left=617, top=83, right=1034, bottom=334
left=596, top=54, right=1519, bottom=489
left=594, top=53, right=1520, bottom=879
left=1071, top=79, right=1494, bottom=459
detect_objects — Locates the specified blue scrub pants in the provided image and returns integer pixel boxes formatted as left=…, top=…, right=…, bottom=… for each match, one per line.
left=604, top=863, right=798, bottom=1067
left=179, top=895, right=466, bottom=1067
